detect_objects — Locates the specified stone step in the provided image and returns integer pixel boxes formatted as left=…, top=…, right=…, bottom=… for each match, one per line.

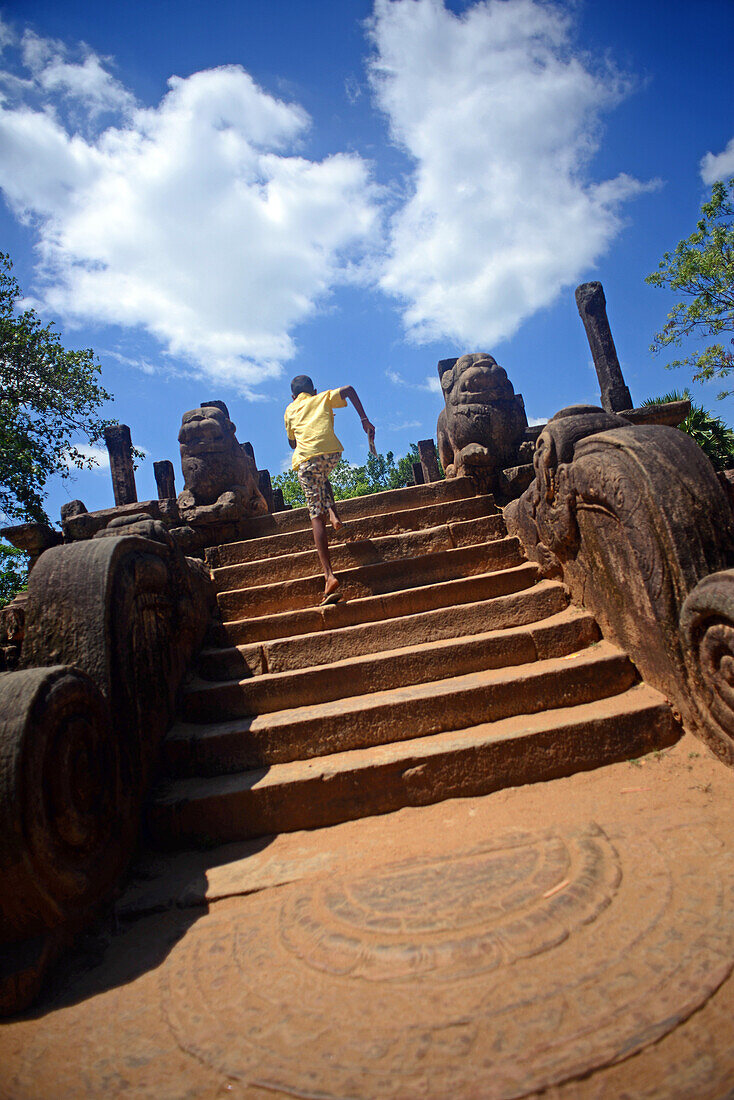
left=211, top=514, right=506, bottom=592
left=227, top=476, right=479, bottom=540
left=199, top=577, right=570, bottom=680
left=162, top=640, right=634, bottom=777
left=183, top=606, right=598, bottom=723
left=149, top=682, right=677, bottom=846
left=219, top=561, right=541, bottom=646
left=206, top=494, right=498, bottom=568
left=217, top=537, right=524, bottom=620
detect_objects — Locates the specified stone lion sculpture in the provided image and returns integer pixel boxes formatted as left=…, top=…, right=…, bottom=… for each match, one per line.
left=436, top=353, right=528, bottom=487
left=176, top=401, right=267, bottom=526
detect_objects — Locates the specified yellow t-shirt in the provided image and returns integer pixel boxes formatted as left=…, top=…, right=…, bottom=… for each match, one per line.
left=285, top=388, right=348, bottom=469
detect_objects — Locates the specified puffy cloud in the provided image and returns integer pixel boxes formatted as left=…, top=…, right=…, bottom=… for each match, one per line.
left=0, top=32, right=379, bottom=394
left=368, top=0, right=651, bottom=349
left=20, top=30, right=136, bottom=117
left=700, top=138, right=734, bottom=185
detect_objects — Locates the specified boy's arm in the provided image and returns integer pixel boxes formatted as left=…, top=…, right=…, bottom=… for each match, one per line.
left=288, top=437, right=296, bottom=449
left=338, top=385, right=376, bottom=449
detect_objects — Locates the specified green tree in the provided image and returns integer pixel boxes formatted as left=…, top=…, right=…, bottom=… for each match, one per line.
left=642, top=388, right=734, bottom=470
left=272, top=443, right=434, bottom=508
left=0, top=252, right=113, bottom=524
left=646, top=179, right=734, bottom=397
left=0, top=542, right=29, bottom=608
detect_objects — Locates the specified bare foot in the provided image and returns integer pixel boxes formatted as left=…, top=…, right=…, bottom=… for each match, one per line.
left=324, top=576, right=340, bottom=598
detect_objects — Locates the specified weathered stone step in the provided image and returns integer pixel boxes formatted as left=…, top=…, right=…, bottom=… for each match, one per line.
left=212, top=514, right=506, bottom=592
left=162, top=640, right=634, bottom=777
left=217, top=537, right=524, bottom=619
left=207, top=494, right=498, bottom=568
left=199, top=577, right=570, bottom=680
left=150, top=683, right=677, bottom=846
left=184, top=606, right=598, bottom=722
left=228, top=476, right=479, bottom=540
left=219, top=561, right=540, bottom=646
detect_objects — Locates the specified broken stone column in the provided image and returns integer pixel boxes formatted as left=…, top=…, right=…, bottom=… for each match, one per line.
left=242, top=442, right=256, bottom=465
left=272, top=487, right=286, bottom=512
left=412, top=462, right=425, bottom=486
left=418, top=439, right=441, bottom=483
left=103, top=425, right=137, bottom=506
left=153, top=460, right=176, bottom=500
left=257, top=469, right=274, bottom=513
left=575, top=282, right=633, bottom=413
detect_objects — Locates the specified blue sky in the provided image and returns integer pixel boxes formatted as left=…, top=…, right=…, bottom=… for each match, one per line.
left=1, top=0, right=732, bottom=521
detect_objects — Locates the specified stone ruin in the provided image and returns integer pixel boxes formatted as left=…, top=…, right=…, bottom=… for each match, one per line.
left=436, top=352, right=535, bottom=497
left=434, top=282, right=694, bottom=505
left=2, top=280, right=734, bottom=1020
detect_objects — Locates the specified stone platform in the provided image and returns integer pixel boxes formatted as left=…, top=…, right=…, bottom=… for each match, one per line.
left=2, top=732, right=733, bottom=1099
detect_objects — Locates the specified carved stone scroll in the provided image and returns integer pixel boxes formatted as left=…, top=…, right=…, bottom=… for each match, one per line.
left=0, top=530, right=215, bottom=1012
left=0, top=666, right=122, bottom=1012
left=506, top=407, right=734, bottom=764
left=21, top=533, right=212, bottom=790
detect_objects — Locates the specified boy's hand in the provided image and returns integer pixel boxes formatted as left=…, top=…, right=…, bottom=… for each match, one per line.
left=362, top=418, right=377, bottom=455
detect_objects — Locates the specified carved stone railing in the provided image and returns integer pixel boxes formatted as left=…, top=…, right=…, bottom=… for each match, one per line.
left=0, top=520, right=214, bottom=1013
left=505, top=406, right=734, bottom=768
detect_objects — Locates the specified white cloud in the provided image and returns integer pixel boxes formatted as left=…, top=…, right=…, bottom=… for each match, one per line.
left=64, top=444, right=110, bottom=471
left=386, top=418, right=422, bottom=430
left=20, top=29, right=136, bottom=117
left=386, top=367, right=441, bottom=392
left=368, top=0, right=651, bottom=349
left=0, top=36, right=380, bottom=395
left=701, top=138, right=734, bottom=185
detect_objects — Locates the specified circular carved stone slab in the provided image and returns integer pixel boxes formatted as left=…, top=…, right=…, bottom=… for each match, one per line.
left=160, top=821, right=734, bottom=1098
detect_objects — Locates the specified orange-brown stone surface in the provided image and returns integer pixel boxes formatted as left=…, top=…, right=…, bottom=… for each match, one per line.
left=2, top=731, right=734, bottom=1099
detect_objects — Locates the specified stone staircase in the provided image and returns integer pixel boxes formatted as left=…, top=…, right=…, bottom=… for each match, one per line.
left=148, top=478, right=679, bottom=848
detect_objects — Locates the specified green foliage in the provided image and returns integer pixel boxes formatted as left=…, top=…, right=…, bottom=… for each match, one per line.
left=273, top=443, right=436, bottom=508
left=646, top=179, right=734, bottom=397
left=0, top=542, right=29, bottom=607
left=0, top=253, right=113, bottom=523
left=642, top=388, right=734, bottom=470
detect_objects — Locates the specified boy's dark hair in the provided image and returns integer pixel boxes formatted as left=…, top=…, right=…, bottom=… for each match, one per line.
left=291, top=375, right=316, bottom=397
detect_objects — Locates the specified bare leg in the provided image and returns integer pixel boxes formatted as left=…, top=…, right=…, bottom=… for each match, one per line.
left=324, top=478, right=344, bottom=534
left=311, top=515, right=340, bottom=596
left=328, top=503, right=344, bottom=533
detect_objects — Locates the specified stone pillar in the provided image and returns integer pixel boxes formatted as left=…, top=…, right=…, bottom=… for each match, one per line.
left=103, top=425, right=137, bottom=506
left=418, top=439, right=441, bottom=483
left=257, top=469, right=274, bottom=512
left=412, top=462, right=425, bottom=486
left=575, top=282, right=633, bottom=413
left=153, top=460, right=176, bottom=500
left=242, top=442, right=256, bottom=465
left=272, top=487, right=286, bottom=512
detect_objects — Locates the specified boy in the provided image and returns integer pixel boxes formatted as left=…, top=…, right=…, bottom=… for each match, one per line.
left=285, top=375, right=375, bottom=605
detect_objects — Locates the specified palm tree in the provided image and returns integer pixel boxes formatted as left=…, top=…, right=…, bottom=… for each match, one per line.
left=642, top=389, right=734, bottom=471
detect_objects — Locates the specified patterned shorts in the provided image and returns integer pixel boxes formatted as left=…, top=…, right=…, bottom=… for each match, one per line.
left=297, top=451, right=341, bottom=519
